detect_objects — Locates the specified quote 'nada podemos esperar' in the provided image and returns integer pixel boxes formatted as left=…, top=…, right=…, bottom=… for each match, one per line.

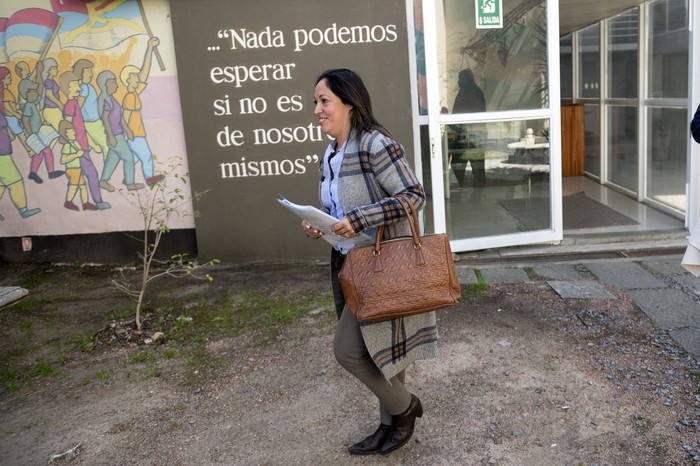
left=206, top=23, right=398, bottom=179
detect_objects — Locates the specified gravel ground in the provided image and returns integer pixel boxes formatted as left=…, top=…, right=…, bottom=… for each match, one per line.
left=0, top=262, right=698, bottom=465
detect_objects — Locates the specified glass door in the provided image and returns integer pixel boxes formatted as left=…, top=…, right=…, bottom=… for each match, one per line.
left=416, top=0, right=562, bottom=252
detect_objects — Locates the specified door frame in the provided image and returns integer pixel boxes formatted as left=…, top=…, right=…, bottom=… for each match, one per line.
left=409, top=0, right=563, bottom=252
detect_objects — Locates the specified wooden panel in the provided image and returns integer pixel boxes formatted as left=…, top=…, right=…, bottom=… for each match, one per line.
left=561, top=104, right=585, bottom=176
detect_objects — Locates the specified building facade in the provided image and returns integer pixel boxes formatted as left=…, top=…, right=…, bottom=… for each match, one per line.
left=0, top=0, right=695, bottom=264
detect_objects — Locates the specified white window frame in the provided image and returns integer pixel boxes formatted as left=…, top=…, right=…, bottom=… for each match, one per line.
left=413, top=0, right=563, bottom=252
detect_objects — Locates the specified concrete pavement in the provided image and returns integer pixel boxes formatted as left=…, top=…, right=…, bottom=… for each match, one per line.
left=454, top=231, right=700, bottom=360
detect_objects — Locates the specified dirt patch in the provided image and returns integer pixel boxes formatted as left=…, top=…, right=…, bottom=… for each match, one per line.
left=0, top=262, right=698, bottom=465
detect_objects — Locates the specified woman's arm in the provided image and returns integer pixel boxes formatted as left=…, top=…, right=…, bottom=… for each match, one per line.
left=344, top=134, right=425, bottom=233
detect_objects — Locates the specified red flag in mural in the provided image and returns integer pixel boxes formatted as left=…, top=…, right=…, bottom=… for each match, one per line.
left=0, top=8, right=61, bottom=63
left=50, top=0, right=147, bottom=50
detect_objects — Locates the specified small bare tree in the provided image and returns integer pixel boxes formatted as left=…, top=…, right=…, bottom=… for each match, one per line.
left=112, top=156, right=217, bottom=331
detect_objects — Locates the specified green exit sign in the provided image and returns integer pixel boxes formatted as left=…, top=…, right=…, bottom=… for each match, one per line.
left=475, top=0, right=503, bottom=29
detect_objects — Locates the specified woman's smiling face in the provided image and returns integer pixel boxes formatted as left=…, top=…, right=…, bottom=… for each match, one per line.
left=314, top=79, right=352, bottom=144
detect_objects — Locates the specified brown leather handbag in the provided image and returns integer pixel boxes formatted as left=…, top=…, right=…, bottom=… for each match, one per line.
left=338, top=195, right=461, bottom=322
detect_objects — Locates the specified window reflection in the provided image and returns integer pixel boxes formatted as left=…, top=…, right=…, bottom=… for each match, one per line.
left=646, top=0, right=687, bottom=213
left=560, top=35, right=572, bottom=100
left=438, top=0, right=548, bottom=112
left=429, top=119, right=551, bottom=239
left=647, top=107, right=686, bottom=211
left=578, top=24, right=600, bottom=99
left=607, top=106, right=638, bottom=192
left=584, top=104, right=601, bottom=178
left=648, top=0, right=688, bottom=98
left=607, top=9, right=638, bottom=99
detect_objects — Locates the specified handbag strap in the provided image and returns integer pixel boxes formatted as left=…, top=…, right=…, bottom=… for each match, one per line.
left=396, top=195, right=420, bottom=232
left=374, top=194, right=421, bottom=254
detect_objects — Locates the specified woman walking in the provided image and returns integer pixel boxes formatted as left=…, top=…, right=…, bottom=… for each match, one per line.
left=302, top=69, right=438, bottom=455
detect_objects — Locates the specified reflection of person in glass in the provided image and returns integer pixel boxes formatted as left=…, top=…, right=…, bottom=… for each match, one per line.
left=451, top=68, right=486, bottom=188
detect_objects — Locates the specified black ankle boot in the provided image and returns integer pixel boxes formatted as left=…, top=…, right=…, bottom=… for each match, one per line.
left=348, top=423, right=391, bottom=455
left=379, top=394, right=423, bottom=454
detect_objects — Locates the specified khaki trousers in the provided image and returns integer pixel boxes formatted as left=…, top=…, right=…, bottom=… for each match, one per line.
left=331, top=249, right=411, bottom=423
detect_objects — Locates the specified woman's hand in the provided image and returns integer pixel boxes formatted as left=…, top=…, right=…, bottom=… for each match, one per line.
left=330, top=217, right=356, bottom=239
left=301, top=221, right=324, bottom=239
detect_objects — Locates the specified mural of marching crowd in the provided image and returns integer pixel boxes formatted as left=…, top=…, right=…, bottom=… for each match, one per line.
left=0, top=0, right=192, bottom=237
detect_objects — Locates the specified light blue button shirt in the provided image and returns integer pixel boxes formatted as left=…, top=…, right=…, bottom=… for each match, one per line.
left=320, top=140, right=351, bottom=253
left=320, top=140, right=347, bottom=220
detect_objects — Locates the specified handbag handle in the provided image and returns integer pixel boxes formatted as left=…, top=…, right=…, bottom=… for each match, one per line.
left=374, top=194, right=422, bottom=255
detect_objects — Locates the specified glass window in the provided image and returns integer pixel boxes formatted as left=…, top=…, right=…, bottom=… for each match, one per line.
left=437, top=0, right=549, bottom=113
left=578, top=24, right=600, bottom=99
left=648, top=0, right=688, bottom=99
left=607, top=105, right=638, bottom=192
left=414, top=0, right=427, bottom=115
left=646, top=0, right=688, bottom=213
left=560, top=35, right=572, bottom=100
left=584, top=104, right=600, bottom=177
left=419, top=125, right=434, bottom=232
left=607, top=9, right=638, bottom=99
left=435, top=119, right=551, bottom=239
left=647, top=107, right=686, bottom=211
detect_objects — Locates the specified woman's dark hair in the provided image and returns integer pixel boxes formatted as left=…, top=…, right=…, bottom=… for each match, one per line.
left=316, top=68, right=392, bottom=140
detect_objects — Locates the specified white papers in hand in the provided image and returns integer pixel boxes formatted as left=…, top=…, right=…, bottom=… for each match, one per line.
left=276, top=197, right=371, bottom=248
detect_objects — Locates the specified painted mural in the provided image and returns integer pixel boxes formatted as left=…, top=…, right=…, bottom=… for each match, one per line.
left=0, top=0, right=193, bottom=238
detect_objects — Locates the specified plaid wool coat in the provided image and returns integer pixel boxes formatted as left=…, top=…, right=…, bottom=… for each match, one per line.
left=321, top=129, right=439, bottom=380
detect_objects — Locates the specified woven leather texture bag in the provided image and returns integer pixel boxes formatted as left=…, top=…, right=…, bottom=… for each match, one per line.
left=338, top=195, right=461, bottom=322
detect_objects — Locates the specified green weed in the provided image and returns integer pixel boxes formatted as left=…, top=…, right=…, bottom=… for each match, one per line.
left=164, top=289, right=331, bottom=345
left=18, top=320, right=33, bottom=331
left=54, top=342, right=70, bottom=365
left=76, top=335, right=95, bottom=353
left=30, top=359, right=53, bottom=377
left=129, top=350, right=156, bottom=365
left=17, top=270, right=51, bottom=289
left=524, top=267, right=538, bottom=281
left=4, top=266, right=335, bottom=394
left=10, top=298, right=51, bottom=313
left=140, top=365, right=159, bottom=381
left=5, top=379, right=20, bottom=393
left=1, top=357, right=55, bottom=393
left=1, top=364, right=20, bottom=393
left=110, top=305, right=137, bottom=321
left=465, top=270, right=489, bottom=297
left=574, top=263, right=597, bottom=279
